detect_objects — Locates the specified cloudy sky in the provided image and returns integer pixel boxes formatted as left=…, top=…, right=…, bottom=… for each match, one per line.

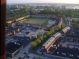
left=7, top=0, right=79, bottom=4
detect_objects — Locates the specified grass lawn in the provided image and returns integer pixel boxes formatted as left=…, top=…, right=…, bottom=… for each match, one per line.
left=72, top=18, right=79, bottom=27
left=20, top=17, right=49, bottom=25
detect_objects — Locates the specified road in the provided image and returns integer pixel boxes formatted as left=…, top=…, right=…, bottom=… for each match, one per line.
left=12, top=42, right=51, bottom=59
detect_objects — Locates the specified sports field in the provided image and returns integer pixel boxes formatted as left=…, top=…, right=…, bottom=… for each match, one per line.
left=20, top=17, right=49, bottom=25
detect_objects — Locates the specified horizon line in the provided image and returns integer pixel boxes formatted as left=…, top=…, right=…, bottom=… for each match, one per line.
left=7, top=2, right=79, bottom=5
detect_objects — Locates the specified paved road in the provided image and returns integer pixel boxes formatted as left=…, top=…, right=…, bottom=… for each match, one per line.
left=12, top=42, right=31, bottom=59
left=11, top=42, right=51, bottom=59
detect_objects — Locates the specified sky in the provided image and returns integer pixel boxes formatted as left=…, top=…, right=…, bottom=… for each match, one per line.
left=7, top=0, right=79, bottom=4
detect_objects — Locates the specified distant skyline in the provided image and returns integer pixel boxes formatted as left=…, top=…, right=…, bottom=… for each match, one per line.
left=7, top=0, right=79, bottom=4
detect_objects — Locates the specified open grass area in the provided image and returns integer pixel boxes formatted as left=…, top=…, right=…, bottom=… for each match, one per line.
left=72, top=18, right=79, bottom=27
left=20, top=17, right=49, bottom=25
left=72, top=18, right=79, bottom=21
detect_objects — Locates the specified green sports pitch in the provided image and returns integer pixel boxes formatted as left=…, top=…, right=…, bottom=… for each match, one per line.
left=20, top=17, right=49, bottom=25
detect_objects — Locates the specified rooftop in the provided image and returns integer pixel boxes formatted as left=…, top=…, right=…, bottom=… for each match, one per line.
left=6, top=42, right=22, bottom=53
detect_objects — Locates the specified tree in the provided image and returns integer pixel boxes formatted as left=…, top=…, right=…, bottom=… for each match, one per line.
left=61, top=23, right=65, bottom=29
left=31, top=41, right=38, bottom=49
left=43, top=34, right=47, bottom=40
left=36, top=39, right=41, bottom=44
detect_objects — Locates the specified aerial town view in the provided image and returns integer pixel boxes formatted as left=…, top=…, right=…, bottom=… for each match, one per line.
left=6, top=0, right=79, bottom=59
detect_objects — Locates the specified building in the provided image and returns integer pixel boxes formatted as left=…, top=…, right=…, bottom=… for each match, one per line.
left=27, top=32, right=37, bottom=39
left=6, top=42, right=23, bottom=58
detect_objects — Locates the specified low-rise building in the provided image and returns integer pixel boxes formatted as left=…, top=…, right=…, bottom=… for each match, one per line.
left=6, top=42, right=23, bottom=58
